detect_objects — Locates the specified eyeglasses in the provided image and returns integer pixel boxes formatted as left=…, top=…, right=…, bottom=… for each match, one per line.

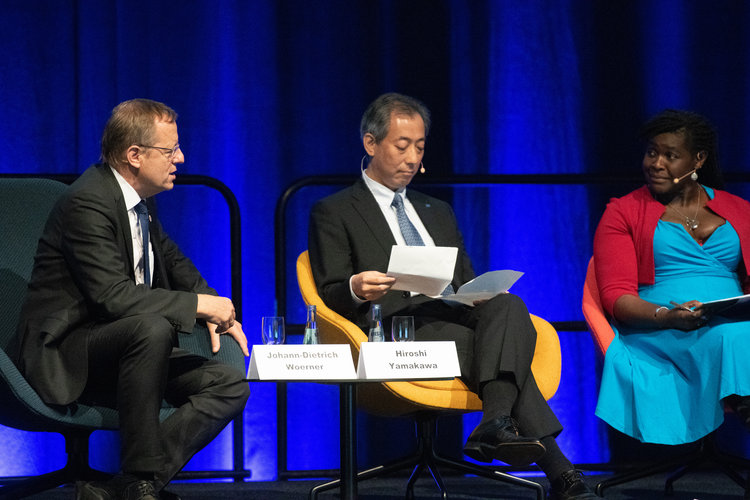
left=138, top=143, right=181, bottom=161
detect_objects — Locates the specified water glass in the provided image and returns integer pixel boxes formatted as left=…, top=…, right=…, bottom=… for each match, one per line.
left=391, top=316, right=415, bottom=342
left=261, top=316, right=285, bottom=345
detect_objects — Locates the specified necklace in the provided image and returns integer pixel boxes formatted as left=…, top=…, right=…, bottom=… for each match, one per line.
left=667, top=188, right=701, bottom=231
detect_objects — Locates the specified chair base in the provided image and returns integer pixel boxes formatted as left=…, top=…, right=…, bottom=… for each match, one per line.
left=310, top=414, right=545, bottom=500
left=0, top=431, right=110, bottom=499
left=596, top=432, right=750, bottom=498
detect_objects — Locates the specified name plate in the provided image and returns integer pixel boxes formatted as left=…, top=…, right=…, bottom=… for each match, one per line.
left=246, top=344, right=356, bottom=380
left=357, top=341, right=460, bottom=380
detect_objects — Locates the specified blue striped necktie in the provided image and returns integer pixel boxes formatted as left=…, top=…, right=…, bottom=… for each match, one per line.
left=391, top=193, right=453, bottom=295
left=391, top=193, right=424, bottom=246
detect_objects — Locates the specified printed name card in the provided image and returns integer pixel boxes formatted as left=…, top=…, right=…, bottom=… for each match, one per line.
left=357, top=341, right=460, bottom=380
left=246, top=344, right=356, bottom=380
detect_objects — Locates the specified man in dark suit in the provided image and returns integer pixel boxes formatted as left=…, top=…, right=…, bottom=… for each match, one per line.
left=13, top=99, right=250, bottom=500
left=308, top=93, right=597, bottom=500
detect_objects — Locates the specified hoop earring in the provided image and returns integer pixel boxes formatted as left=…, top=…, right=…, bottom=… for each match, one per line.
left=420, top=162, right=426, bottom=174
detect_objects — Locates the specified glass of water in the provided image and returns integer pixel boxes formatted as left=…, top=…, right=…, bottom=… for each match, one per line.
left=391, top=316, right=415, bottom=342
left=261, top=316, right=285, bottom=345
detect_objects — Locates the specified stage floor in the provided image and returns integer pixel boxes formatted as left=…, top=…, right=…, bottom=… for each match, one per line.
left=20, top=469, right=747, bottom=499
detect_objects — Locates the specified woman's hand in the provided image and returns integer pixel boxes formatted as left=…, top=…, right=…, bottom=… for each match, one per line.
left=657, top=300, right=708, bottom=331
left=614, top=295, right=708, bottom=330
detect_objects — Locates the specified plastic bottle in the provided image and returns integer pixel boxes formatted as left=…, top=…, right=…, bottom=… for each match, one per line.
left=368, top=304, right=385, bottom=342
left=303, top=304, right=319, bottom=344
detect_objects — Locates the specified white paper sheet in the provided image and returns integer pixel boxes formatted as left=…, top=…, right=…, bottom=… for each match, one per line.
left=438, top=270, right=524, bottom=306
left=384, top=246, right=523, bottom=305
left=386, top=246, right=458, bottom=296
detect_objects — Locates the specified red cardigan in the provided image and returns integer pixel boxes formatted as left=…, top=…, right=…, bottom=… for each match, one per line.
left=593, top=185, right=750, bottom=315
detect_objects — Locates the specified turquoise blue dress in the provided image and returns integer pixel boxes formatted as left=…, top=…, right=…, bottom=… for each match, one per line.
left=596, top=188, right=750, bottom=445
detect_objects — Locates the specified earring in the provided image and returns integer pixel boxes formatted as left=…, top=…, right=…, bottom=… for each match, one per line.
left=420, top=162, right=426, bottom=174
left=691, top=171, right=698, bottom=181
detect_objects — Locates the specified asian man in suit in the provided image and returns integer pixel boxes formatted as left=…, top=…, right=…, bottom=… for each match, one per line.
left=308, top=93, right=598, bottom=500
left=12, top=99, right=250, bottom=500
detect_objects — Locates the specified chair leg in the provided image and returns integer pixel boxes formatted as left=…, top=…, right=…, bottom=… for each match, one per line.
left=405, top=429, right=448, bottom=500
left=423, top=418, right=545, bottom=500
left=310, top=414, right=546, bottom=500
left=309, top=450, right=424, bottom=499
left=406, top=416, right=545, bottom=500
left=431, top=454, right=545, bottom=500
left=598, top=433, right=750, bottom=497
left=664, top=436, right=750, bottom=494
left=0, top=431, right=109, bottom=499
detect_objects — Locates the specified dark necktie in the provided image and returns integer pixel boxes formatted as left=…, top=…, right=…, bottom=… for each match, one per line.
left=134, top=201, right=151, bottom=287
left=391, top=193, right=452, bottom=295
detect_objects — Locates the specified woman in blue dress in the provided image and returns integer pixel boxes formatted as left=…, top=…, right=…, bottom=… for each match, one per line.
left=593, top=109, right=750, bottom=445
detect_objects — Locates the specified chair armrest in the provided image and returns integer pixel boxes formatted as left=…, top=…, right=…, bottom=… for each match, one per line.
left=178, top=324, right=246, bottom=375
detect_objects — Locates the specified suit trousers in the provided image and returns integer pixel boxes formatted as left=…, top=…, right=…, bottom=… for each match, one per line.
left=80, top=314, right=250, bottom=487
left=393, top=293, right=562, bottom=439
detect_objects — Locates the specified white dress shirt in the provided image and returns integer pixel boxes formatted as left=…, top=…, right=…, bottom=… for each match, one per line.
left=349, top=170, right=436, bottom=302
left=361, top=170, right=436, bottom=246
left=110, top=166, right=153, bottom=286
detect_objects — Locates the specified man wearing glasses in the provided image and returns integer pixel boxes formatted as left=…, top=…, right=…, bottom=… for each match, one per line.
left=12, top=99, right=250, bottom=500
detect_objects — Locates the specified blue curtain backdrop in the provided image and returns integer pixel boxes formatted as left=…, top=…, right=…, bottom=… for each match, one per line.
left=2, top=0, right=750, bottom=482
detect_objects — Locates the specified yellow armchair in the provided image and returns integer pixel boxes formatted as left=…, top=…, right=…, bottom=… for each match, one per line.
left=296, top=250, right=561, bottom=499
left=297, top=250, right=560, bottom=415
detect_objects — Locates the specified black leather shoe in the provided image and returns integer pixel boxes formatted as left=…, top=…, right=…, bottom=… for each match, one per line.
left=463, top=415, right=546, bottom=466
left=76, top=481, right=116, bottom=500
left=160, top=489, right=182, bottom=500
left=77, top=475, right=159, bottom=500
left=120, top=479, right=159, bottom=500
left=548, top=469, right=600, bottom=499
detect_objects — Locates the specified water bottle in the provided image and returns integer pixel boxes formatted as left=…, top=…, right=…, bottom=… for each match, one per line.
left=368, top=304, right=385, bottom=342
left=303, top=304, right=319, bottom=344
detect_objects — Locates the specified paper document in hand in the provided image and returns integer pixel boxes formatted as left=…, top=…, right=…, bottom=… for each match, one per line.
left=700, top=293, right=750, bottom=319
left=386, top=245, right=458, bottom=296
left=438, top=270, right=524, bottom=306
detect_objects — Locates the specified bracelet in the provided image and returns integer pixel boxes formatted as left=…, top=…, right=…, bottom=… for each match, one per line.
left=654, top=306, right=668, bottom=318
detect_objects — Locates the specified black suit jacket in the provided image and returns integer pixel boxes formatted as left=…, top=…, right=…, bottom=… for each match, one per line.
left=308, top=177, right=475, bottom=329
left=14, top=164, right=214, bottom=405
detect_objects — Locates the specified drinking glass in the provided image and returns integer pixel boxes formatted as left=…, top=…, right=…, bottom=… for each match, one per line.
left=261, top=316, right=285, bottom=345
left=391, top=316, right=415, bottom=342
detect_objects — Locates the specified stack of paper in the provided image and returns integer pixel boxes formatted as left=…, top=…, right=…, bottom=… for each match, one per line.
left=386, top=245, right=523, bottom=307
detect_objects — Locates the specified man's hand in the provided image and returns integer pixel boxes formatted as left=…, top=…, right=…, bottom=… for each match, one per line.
left=351, top=271, right=396, bottom=301
left=208, top=320, right=249, bottom=356
left=197, top=294, right=236, bottom=333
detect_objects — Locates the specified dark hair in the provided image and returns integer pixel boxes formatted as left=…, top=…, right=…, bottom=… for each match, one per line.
left=101, top=98, right=178, bottom=167
left=640, top=109, right=723, bottom=188
left=360, top=93, right=431, bottom=143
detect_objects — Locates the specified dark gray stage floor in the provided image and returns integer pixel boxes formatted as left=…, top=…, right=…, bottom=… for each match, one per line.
left=18, top=469, right=748, bottom=499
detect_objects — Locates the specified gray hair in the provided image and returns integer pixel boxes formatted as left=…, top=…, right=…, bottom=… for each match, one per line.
left=359, top=93, right=431, bottom=143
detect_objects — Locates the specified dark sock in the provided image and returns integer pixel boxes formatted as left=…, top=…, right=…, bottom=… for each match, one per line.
left=479, top=375, right=518, bottom=423
left=535, top=436, right=573, bottom=482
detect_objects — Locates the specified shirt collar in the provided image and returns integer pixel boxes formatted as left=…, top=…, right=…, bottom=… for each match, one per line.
left=361, top=169, right=407, bottom=204
left=110, top=165, right=144, bottom=210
